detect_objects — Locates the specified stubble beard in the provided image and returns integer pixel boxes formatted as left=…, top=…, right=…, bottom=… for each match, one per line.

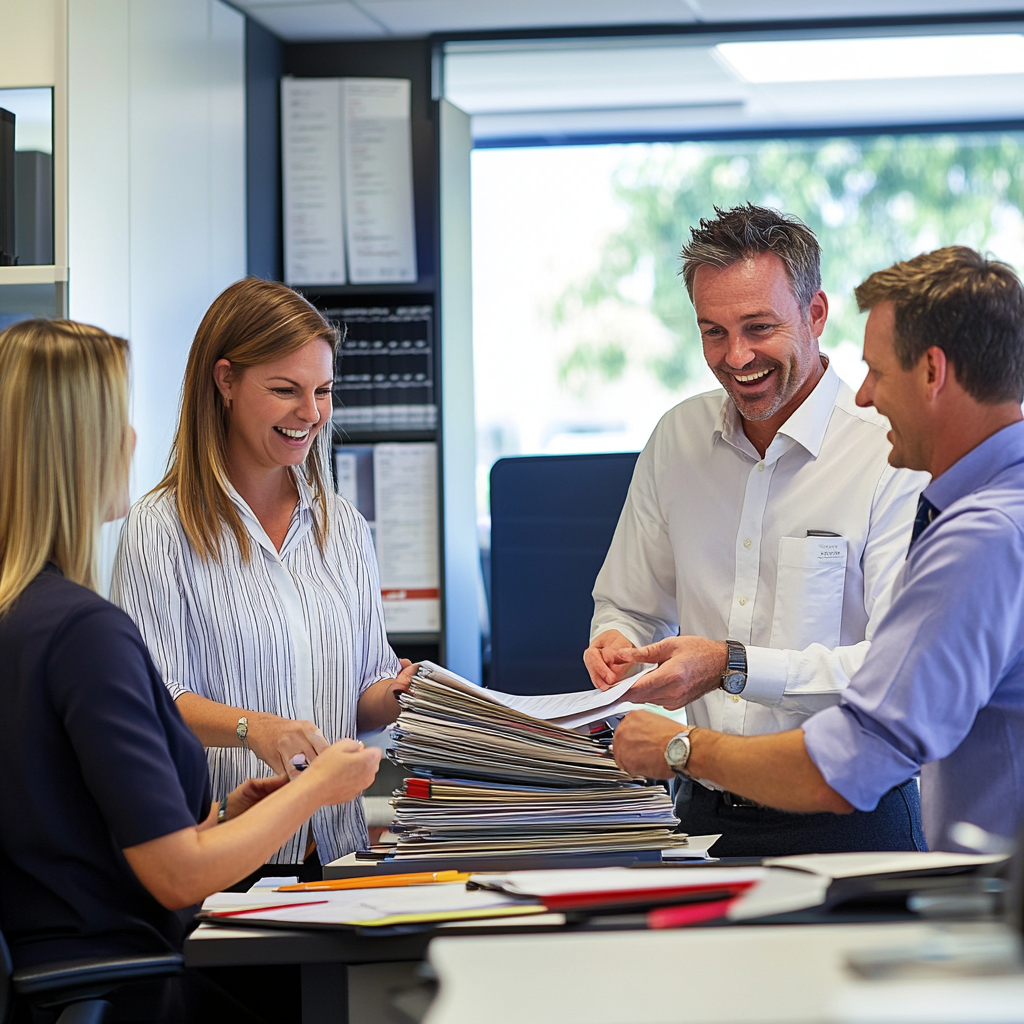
left=717, top=355, right=801, bottom=423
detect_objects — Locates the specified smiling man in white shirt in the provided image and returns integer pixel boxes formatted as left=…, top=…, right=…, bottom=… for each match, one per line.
left=585, top=205, right=928, bottom=856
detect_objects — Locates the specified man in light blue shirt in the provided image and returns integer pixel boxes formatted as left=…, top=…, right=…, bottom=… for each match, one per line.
left=611, top=245, right=1024, bottom=852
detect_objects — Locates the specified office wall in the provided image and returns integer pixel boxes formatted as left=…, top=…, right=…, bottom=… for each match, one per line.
left=67, top=0, right=247, bottom=504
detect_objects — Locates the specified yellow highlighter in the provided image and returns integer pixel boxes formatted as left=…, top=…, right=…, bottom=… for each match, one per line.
left=276, top=870, right=471, bottom=892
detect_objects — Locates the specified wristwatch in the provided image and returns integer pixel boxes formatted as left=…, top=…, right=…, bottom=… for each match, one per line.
left=236, top=716, right=249, bottom=749
left=720, top=640, right=747, bottom=695
left=665, top=728, right=694, bottom=775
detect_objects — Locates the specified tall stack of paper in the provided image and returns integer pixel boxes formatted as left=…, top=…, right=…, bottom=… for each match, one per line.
left=387, top=662, right=684, bottom=860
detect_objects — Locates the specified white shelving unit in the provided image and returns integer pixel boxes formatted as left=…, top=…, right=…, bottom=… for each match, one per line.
left=0, top=265, right=67, bottom=285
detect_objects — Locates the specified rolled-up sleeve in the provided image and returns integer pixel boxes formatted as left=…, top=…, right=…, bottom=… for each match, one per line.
left=803, top=506, right=1024, bottom=811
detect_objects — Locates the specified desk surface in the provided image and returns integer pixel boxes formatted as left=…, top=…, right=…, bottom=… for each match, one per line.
left=424, top=922, right=1024, bottom=1024
left=185, top=923, right=432, bottom=968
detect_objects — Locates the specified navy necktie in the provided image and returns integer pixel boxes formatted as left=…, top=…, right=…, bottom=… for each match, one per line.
left=908, top=495, right=940, bottom=554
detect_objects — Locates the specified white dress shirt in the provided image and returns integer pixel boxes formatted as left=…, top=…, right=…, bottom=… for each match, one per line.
left=110, top=473, right=401, bottom=863
left=592, top=361, right=928, bottom=739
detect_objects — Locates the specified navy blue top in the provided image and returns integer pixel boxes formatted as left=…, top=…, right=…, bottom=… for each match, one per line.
left=0, top=565, right=211, bottom=968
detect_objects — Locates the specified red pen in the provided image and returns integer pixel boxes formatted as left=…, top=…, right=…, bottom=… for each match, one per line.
left=207, top=900, right=329, bottom=918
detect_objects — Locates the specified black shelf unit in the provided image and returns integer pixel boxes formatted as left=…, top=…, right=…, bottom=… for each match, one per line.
left=247, top=26, right=444, bottom=665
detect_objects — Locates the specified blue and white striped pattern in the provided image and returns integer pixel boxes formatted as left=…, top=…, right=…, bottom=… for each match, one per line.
left=110, top=474, right=401, bottom=863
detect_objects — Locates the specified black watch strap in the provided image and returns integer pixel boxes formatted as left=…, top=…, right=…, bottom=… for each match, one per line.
left=725, top=640, right=746, bottom=673
left=720, top=640, right=748, bottom=695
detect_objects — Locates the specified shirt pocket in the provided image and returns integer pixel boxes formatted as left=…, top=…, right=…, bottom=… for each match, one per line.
left=768, top=536, right=848, bottom=652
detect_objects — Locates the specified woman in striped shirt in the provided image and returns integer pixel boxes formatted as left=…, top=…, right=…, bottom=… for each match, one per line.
left=112, top=278, right=413, bottom=866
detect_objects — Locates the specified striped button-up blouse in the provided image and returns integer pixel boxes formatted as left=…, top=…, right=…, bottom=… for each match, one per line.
left=110, top=473, right=401, bottom=863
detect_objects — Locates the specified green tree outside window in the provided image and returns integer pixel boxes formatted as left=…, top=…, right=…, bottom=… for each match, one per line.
left=554, top=132, right=1024, bottom=395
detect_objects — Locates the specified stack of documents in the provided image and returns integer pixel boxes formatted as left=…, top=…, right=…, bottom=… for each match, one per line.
left=387, top=662, right=685, bottom=860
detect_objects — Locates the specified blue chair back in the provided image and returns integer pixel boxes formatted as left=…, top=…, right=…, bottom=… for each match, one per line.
left=488, top=452, right=639, bottom=695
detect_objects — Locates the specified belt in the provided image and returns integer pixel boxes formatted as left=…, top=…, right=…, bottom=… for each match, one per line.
left=719, top=791, right=763, bottom=809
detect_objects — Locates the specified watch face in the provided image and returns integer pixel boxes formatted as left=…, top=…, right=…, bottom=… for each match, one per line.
left=665, top=735, right=690, bottom=769
left=722, top=671, right=746, bottom=695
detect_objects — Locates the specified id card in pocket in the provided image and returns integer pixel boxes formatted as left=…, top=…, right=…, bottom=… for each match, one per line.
left=768, top=534, right=848, bottom=651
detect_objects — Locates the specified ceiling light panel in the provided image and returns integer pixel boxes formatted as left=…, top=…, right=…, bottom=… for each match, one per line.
left=717, top=33, right=1024, bottom=84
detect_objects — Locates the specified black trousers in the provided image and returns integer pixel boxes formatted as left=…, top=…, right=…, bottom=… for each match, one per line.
left=675, top=777, right=927, bottom=857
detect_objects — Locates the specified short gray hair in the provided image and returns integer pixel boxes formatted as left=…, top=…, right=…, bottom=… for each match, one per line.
left=680, top=204, right=822, bottom=311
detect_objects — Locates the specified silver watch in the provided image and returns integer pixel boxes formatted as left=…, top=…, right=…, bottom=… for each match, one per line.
left=720, top=639, right=747, bottom=695
left=665, top=729, right=694, bottom=774
left=236, top=716, right=249, bottom=749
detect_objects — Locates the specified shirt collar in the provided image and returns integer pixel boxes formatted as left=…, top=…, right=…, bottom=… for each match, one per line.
left=715, top=357, right=841, bottom=460
left=924, top=420, right=1024, bottom=512
left=224, top=469, right=314, bottom=559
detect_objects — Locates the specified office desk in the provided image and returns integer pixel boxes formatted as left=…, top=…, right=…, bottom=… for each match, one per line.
left=185, top=923, right=431, bottom=1024
left=424, top=922, right=1024, bottom=1024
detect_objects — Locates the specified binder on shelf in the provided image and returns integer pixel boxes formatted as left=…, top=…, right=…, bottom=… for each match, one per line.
left=334, top=441, right=439, bottom=634
left=281, top=76, right=417, bottom=287
left=331, top=305, right=436, bottom=433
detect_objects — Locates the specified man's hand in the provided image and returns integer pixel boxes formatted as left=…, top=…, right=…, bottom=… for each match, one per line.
left=584, top=630, right=638, bottom=689
left=612, top=710, right=685, bottom=779
left=613, top=636, right=728, bottom=709
left=245, top=713, right=330, bottom=778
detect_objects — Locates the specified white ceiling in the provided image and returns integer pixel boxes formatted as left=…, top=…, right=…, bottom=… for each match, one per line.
left=233, top=0, right=1024, bottom=43
left=443, top=32, right=1024, bottom=142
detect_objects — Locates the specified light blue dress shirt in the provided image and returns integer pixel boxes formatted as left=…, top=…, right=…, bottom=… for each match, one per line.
left=803, top=420, right=1024, bottom=852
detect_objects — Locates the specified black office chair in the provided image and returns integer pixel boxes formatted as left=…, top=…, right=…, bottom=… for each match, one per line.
left=0, top=924, right=183, bottom=1024
left=489, top=451, right=640, bottom=695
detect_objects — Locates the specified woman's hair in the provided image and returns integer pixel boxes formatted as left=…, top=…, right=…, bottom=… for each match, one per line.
left=155, top=277, right=340, bottom=563
left=0, top=319, right=131, bottom=615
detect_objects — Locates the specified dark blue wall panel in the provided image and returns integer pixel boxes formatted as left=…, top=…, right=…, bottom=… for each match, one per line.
left=246, top=17, right=283, bottom=281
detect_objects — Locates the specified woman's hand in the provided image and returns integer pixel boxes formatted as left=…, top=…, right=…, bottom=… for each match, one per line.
left=245, top=712, right=330, bottom=778
left=303, top=738, right=382, bottom=805
left=197, top=774, right=290, bottom=831
left=356, top=660, right=418, bottom=732
left=125, top=739, right=383, bottom=909
left=224, top=774, right=290, bottom=820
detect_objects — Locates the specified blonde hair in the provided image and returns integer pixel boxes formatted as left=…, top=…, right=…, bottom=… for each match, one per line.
left=0, top=319, right=131, bottom=615
left=155, top=277, right=340, bottom=562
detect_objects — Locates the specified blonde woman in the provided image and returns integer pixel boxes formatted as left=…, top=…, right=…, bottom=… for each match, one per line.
left=0, top=319, right=380, bottom=1017
left=111, top=278, right=413, bottom=867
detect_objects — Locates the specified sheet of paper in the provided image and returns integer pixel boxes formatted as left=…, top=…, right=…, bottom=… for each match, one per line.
left=416, top=660, right=641, bottom=725
left=281, top=77, right=346, bottom=286
left=374, top=443, right=439, bottom=632
left=342, top=78, right=417, bottom=284
left=727, top=867, right=831, bottom=921
left=469, top=866, right=766, bottom=898
left=202, top=881, right=533, bottom=927
left=661, top=834, right=722, bottom=861
left=762, top=851, right=1008, bottom=880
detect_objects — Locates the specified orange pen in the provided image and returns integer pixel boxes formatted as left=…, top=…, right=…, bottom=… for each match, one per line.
left=276, top=870, right=471, bottom=892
